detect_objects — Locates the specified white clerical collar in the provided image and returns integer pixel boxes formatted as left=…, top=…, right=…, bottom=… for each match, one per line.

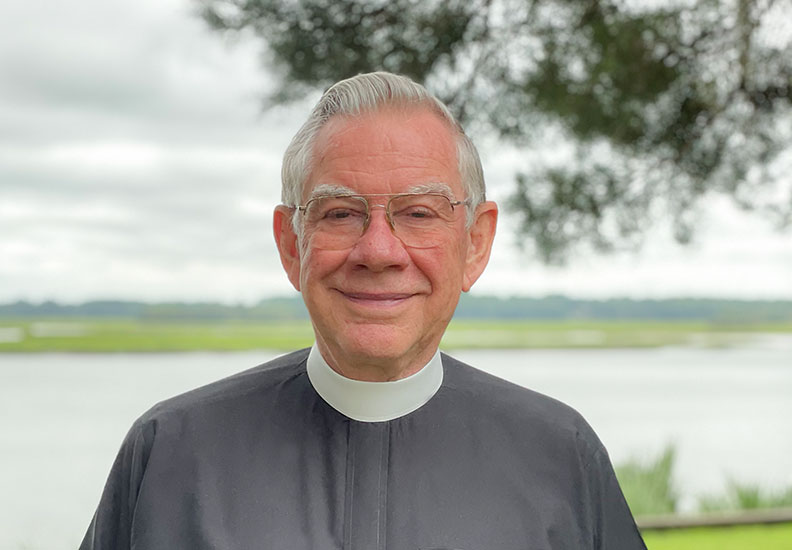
left=306, top=345, right=443, bottom=423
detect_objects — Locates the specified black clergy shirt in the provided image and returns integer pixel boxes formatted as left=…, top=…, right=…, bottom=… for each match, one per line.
left=80, top=348, right=647, bottom=550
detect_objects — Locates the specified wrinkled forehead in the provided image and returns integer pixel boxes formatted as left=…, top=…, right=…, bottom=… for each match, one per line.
left=313, top=108, right=458, bottom=161
left=305, top=106, right=461, bottom=201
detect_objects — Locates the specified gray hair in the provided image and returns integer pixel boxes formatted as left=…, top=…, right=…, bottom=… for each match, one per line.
left=281, top=72, right=485, bottom=231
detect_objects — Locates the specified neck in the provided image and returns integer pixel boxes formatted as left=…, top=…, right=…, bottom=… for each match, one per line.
left=314, top=339, right=437, bottom=382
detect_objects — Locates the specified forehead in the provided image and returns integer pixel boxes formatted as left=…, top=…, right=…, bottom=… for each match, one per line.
left=306, top=107, right=460, bottom=199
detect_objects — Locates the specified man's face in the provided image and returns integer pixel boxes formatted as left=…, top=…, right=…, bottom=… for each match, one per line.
left=275, top=107, right=496, bottom=380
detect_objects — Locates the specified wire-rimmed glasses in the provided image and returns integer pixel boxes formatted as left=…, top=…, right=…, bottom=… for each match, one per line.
left=294, top=192, right=469, bottom=249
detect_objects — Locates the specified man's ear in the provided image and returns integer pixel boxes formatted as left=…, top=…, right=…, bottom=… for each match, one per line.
left=273, top=205, right=302, bottom=291
left=462, top=201, right=498, bottom=292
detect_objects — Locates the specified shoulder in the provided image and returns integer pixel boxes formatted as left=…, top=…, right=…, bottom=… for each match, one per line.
left=440, top=352, right=583, bottom=423
left=439, top=352, right=605, bottom=460
left=137, top=348, right=311, bottom=426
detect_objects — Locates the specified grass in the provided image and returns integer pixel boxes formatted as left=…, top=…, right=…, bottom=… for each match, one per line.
left=614, top=448, right=792, bottom=549
left=1, top=318, right=789, bottom=352
left=616, top=446, right=677, bottom=517
left=642, top=523, right=792, bottom=550
left=443, top=319, right=792, bottom=349
left=0, top=319, right=316, bottom=352
left=616, top=446, right=792, bottom=516
left=700, top=482, right=792, bottom=512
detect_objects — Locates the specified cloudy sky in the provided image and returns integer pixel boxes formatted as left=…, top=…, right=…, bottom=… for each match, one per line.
left=2, top=0, right=791, bottom=304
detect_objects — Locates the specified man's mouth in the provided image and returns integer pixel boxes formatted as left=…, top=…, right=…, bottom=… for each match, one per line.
left=339, top=291, right=415, bottom=305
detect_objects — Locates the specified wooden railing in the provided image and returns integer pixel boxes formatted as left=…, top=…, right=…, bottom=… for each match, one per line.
left=638, top=508, right=792, bottom=531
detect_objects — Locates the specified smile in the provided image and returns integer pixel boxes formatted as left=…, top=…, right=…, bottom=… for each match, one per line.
left=339, top=291, right=416, bottom=306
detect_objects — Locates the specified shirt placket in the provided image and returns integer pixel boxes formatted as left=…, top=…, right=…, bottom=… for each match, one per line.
left=344, top=421, right=390, bottom=550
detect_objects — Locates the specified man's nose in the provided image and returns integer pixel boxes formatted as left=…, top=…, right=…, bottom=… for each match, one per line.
left=347, top=208, right=410, bottom=270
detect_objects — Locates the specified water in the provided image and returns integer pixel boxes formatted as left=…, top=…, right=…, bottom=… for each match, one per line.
left=1, top=344, right=790, bottom=549
left=455, top=344, right=792, bottom=510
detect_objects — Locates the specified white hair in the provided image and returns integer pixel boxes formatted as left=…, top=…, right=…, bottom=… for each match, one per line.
left=281, top=72, right=485, bottom=233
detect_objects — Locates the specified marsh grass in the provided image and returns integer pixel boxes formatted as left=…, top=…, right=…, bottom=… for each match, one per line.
left=616, top=449, right=792, bottom=548
left=0, top=319, right=316, bottom=352
left=1, top=318, right=789, bottom=352
left=699, top=482, right=792, bottom=512
left=615, top=446, right=792, bottom=516
left=616, top=446, right=678, bottom=516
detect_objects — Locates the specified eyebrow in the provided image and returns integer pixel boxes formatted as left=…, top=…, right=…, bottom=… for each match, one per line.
left=307, top=182, right=454, bottom=201
left=308, top=184, right=356, bottom=200
left=406, top=182, right=454, bottom=196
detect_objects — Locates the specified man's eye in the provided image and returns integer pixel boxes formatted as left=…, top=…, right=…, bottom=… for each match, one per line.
left=396, top=206, right=439, bottom=220
left=323, top=208, right=364, bottom=221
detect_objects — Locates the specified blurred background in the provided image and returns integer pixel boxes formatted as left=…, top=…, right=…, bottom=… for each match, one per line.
left=1, top=0, right=791, bottom=548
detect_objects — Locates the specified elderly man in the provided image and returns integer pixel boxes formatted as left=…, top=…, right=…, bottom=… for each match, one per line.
left=81, top=72, right=646, bottom=550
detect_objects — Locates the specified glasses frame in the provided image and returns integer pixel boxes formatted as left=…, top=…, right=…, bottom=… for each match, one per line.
left=293, top=191, right=470, bottom=245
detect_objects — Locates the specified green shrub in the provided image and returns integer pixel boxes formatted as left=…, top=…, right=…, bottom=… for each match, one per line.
left=616, top=446, right=678, bottom=516
left=699, top=481, right=792, bottom=512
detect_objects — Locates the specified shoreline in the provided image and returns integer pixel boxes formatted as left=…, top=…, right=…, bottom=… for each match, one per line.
left=1, top=318, right=790, bottom=353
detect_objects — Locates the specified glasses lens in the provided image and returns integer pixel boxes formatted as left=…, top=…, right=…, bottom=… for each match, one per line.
left=304, top=196, right=367, bottom=249
left=389, top=194, right=456, bottom=248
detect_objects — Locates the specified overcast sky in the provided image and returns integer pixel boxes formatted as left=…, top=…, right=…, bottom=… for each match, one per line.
left=1, top=0, right=791, bottom=304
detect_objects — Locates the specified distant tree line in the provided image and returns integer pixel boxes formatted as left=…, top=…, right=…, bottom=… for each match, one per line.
left=1, top=296, right=790, bottom=323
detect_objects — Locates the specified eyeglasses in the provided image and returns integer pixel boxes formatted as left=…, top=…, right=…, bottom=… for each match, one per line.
left=294, top=192, right=469, bottom=249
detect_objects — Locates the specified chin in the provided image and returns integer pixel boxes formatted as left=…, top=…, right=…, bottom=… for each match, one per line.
left=336, top=326, right=417, bottom=360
